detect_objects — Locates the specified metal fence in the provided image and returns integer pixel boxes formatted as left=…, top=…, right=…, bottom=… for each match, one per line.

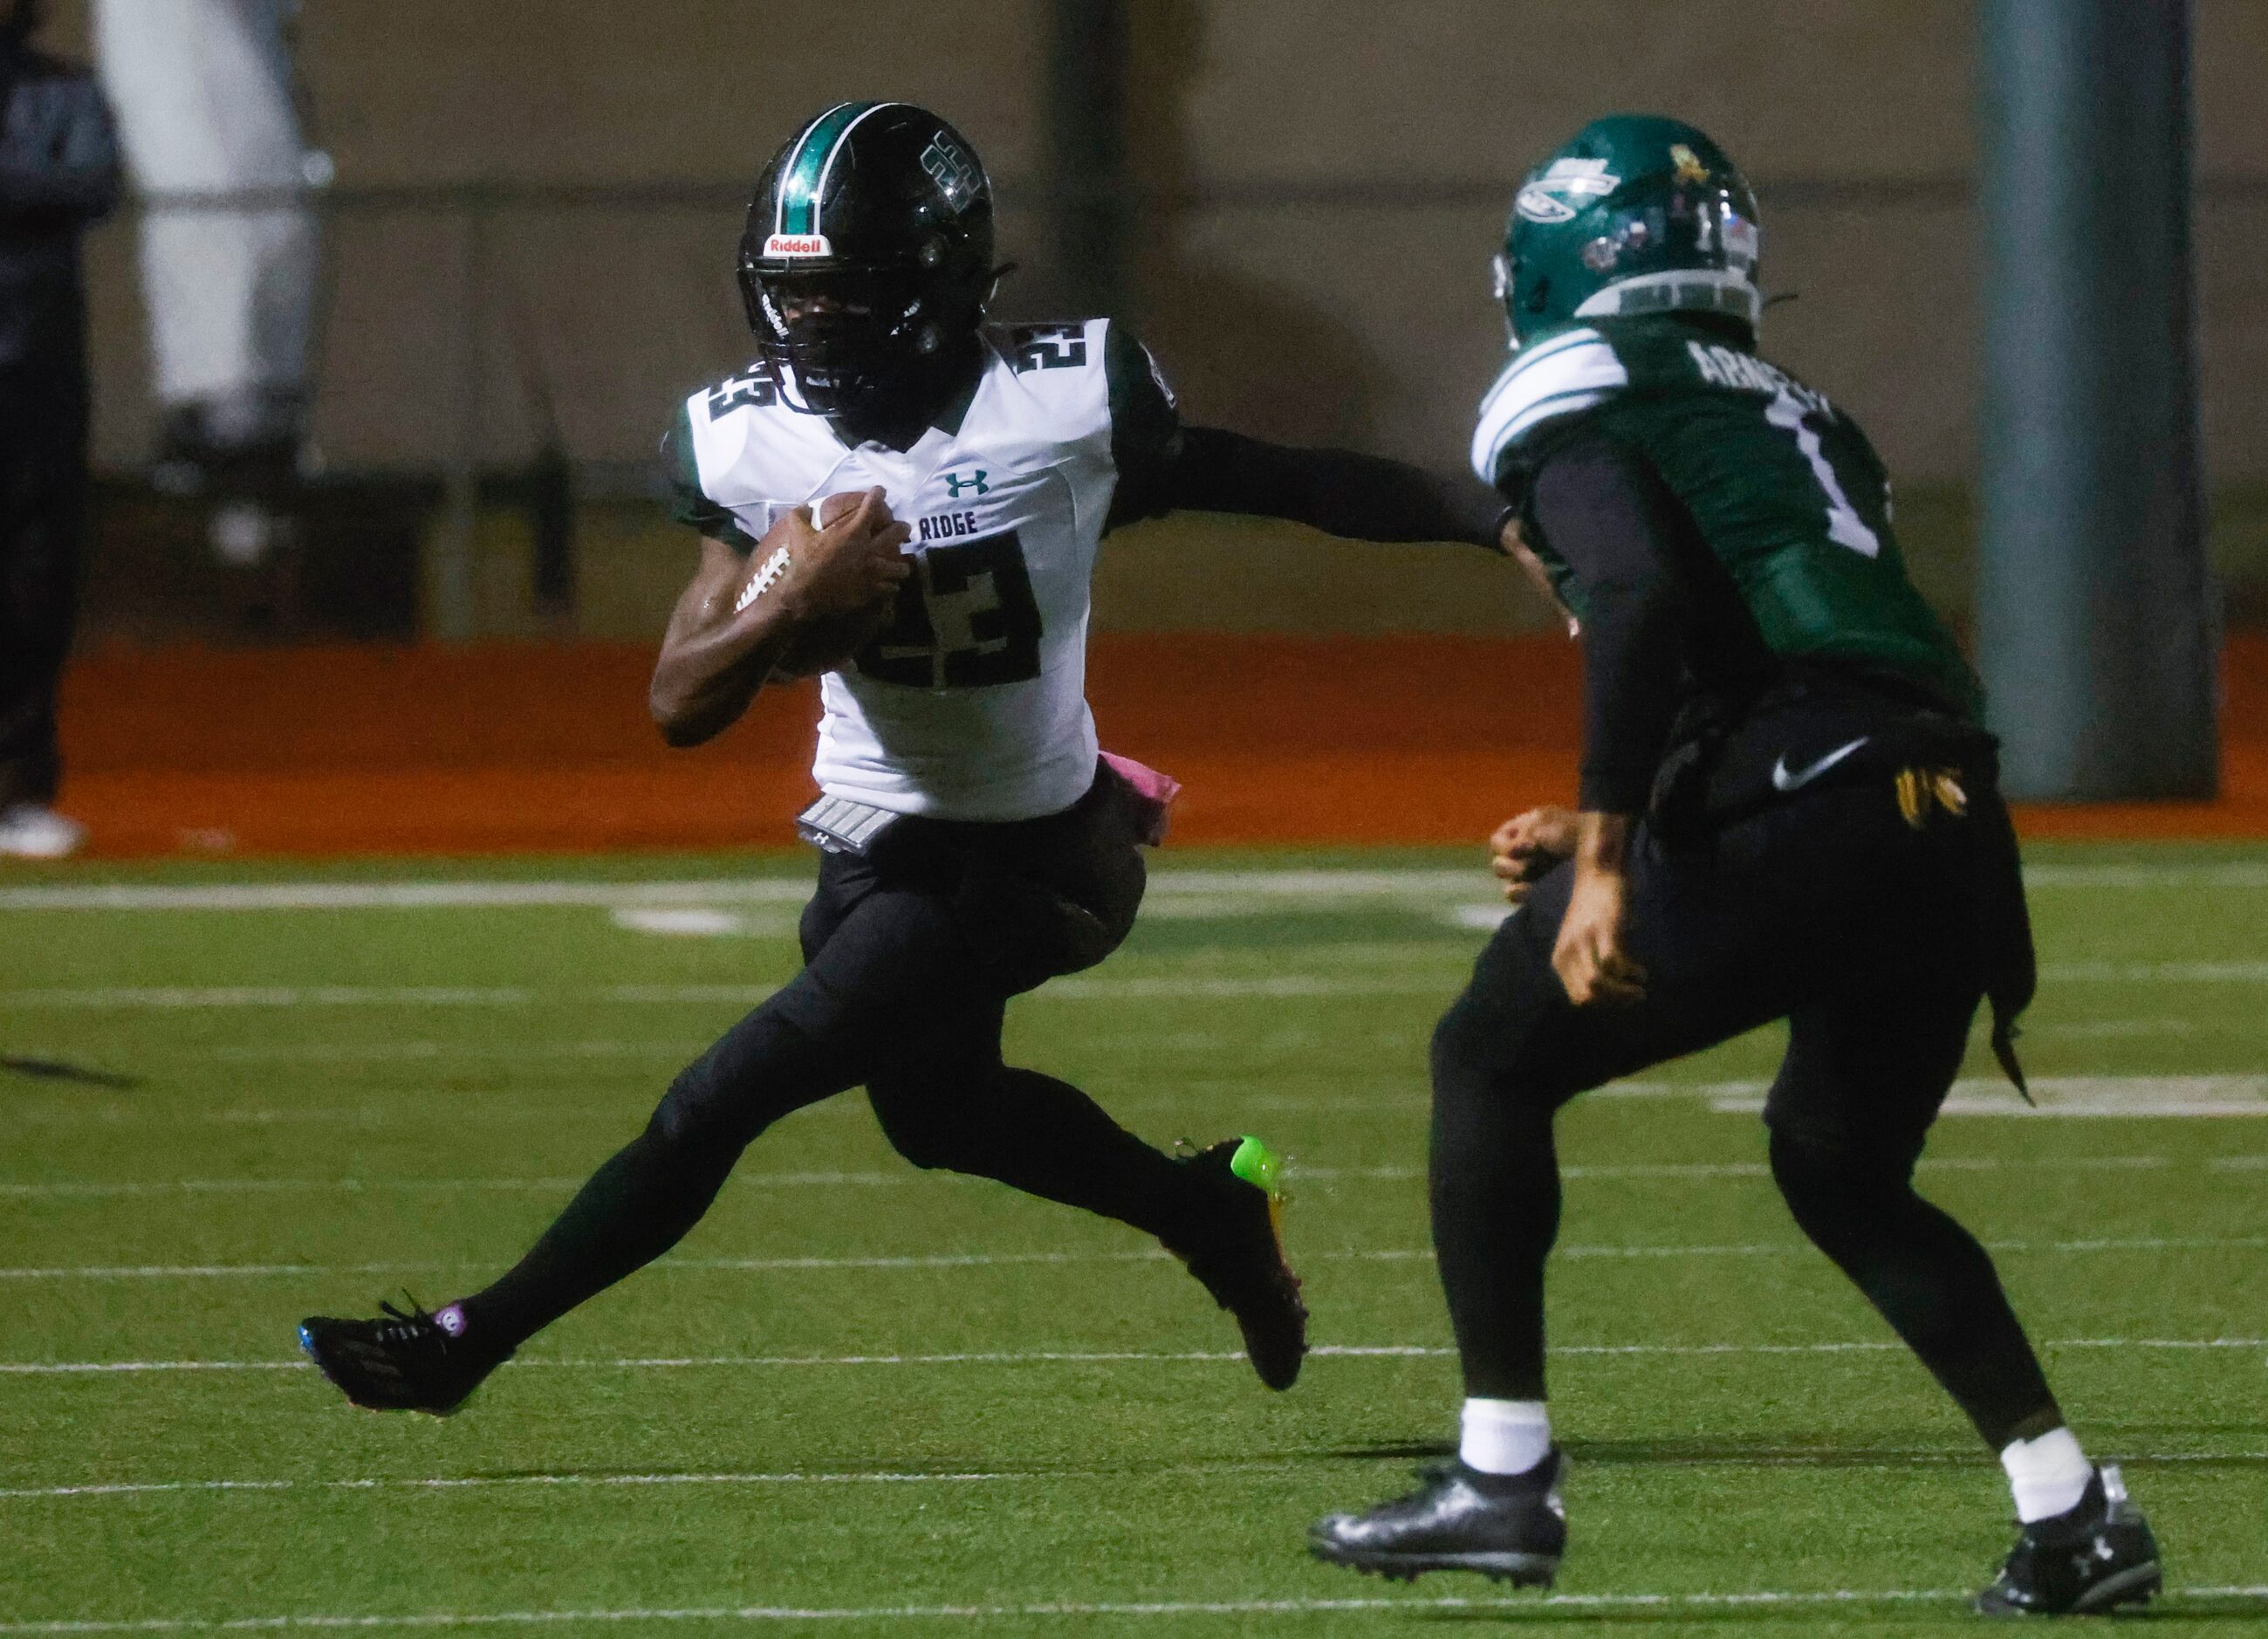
left=91, top=171, right=2268, bottom=639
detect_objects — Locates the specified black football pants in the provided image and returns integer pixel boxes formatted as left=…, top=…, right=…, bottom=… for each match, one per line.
left=1428, top=775, right=2064, bottom=1451
left=0, top=380, right=87, bottom=811
left=460, top=768, right=1218, bottom=1348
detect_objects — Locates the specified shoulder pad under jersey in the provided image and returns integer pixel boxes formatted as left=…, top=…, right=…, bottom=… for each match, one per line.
left=1469, top=326, right=1629, bottom=487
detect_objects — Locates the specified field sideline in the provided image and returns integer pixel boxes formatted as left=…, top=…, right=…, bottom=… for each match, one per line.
left=47, top=636, right=2268, bottom=857
left=3, top=842, right=2265, bottom=1634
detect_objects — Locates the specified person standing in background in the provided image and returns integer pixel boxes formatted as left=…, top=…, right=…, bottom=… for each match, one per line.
left=0, top=0, right=118, bottom=860
left=93, top=0, right=319, bottom=498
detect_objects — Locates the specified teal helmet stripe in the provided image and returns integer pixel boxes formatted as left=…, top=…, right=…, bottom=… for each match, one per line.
left=774, top=101, right=871, bottom=237
left=811, top=101, right=910, bottom=232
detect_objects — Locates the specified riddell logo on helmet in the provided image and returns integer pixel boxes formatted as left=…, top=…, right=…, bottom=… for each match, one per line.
left=764, top=232, right=833, bottom=258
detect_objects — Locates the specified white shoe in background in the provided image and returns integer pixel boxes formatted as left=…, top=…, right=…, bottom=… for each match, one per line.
left=0, top=806, right=87, bottom=860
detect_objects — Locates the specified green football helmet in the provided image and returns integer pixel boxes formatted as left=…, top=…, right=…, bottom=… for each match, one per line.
left=1494, top=114, right=1761, bottom=346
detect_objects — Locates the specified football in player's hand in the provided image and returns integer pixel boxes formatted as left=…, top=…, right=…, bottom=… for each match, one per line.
left=769, top=490, right=907, bottom=680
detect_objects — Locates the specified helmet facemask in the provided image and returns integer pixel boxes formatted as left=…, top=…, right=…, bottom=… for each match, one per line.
left=737, top=260, right=960, bottom=417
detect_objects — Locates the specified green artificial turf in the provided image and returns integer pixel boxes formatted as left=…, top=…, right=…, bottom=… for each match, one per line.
left=1, top=843, right=2264, bottom=1635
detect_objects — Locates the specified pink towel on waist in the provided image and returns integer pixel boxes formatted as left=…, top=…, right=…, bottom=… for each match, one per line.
left=1101, top=751, right=1182, bottom=847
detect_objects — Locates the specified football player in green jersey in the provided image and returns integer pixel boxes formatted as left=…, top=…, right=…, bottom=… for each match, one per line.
left=1310, top=117, right=2161, bottom=1615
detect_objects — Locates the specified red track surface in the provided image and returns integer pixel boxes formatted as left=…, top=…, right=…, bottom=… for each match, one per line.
left=45, top=634, right=2268, bottom=859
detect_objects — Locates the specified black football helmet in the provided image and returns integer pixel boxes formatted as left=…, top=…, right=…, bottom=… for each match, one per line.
left=737, top=102, right=997, bottom=416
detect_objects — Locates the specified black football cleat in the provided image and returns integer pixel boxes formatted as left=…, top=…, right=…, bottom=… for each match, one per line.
left=1173, top=1135, right=1308, bottom=1390
left=298, top=1296, right=507, bottom=1416
left=1310, top=1450, right=1567, bottom=1585
left=1975, top=1464, right=2162, bottom=1616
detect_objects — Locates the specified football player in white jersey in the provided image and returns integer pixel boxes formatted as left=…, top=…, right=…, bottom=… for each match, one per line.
left=299, top=102, right=1508, bottom=1418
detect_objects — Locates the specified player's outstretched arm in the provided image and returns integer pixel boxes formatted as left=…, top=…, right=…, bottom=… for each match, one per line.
left=1155, top=425, right=1511, bottom=550
left=1096, top=326, right=1506, bottom=550
left=648, top=491, right=910, bottom=748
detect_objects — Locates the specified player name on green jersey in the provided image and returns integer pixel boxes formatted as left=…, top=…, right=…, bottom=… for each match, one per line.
left=1473, top=315, right=1980, bottom=718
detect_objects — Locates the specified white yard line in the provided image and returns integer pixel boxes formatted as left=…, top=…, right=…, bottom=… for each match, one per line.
left=4, top=858, right=2265, bottom=914
left=7, top=1452, right=2262, bottom=1505
left=12, top=963, right=2268, bottom=1010
left=5, top=1586, right=2268, bottom=1631
left=2, top=1154, right=2229, bottom=1197
left=0, top=1471, right=1009, bottom=1501
left=0, top=1173, right=896, bottom=1197
left=1710, top=1075, right=2268, bottom=1118
left=4, top=1336, right=2260, bottom=1378
left=14, top=1077, right=2265, bottom=1126
left=0, top=869, right=1483, bottom=915
left=4, top=1232, right=2258, bottom=1282
left=210, top=1040, right=706, bottom=1063
left=0, top=881, right=821, bottom=913
left=0, top=985, right=552, bottom=1011
left=2023, top=861, right=2268, bottom=888
left=0, top=974, right=1486, bottom=1009
left=2030, top=1018, right=2205, bottom=1038
left=167, top=1019, right=2268, bottom=1063
left=2043, top=961, right=2268, bottom=983
left=1043, top=974, right=1457, bottom=999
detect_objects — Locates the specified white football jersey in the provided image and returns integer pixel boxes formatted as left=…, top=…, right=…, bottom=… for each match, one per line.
left=674, top=319, right=1159, bottom=822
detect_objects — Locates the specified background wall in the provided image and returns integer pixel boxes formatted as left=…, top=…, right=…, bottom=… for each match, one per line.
left=59, top=0, right=2268, bottom=635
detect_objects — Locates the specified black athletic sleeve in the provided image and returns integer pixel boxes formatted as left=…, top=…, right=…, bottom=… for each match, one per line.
left=1099, top=322, right=1505, bottom=547
left=1525, top=429, right=1691, bottom=815
left=1160, top=426, right=1509, bottom=548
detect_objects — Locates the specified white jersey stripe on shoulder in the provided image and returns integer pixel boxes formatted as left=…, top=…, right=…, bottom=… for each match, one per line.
left=1474, top=327, right=1600, bottom=421
left=1470, top=336, right=1628, bottom=483
left=812, top=102, right=908, bottom=236
left=1497, top=330, right=1615, bottom=401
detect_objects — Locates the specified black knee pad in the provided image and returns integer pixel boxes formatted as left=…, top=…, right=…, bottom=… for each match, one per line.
left=648, top=1061, right=743, bottom=1156
left=649, top=1010, right=824, bottom=1156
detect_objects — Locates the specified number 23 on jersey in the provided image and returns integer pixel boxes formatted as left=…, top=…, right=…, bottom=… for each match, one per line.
left=856, top=529, right=1044, bottom=689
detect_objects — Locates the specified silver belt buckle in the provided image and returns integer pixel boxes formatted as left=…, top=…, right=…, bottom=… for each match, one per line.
left=796, top=794, right=900, bottom=855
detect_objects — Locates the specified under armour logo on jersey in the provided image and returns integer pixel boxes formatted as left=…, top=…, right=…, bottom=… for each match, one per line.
left=943, top=470, right=989, bottom=497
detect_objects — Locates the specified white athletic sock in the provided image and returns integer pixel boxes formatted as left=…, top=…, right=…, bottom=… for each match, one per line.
left=1459, top=1397, right=1552, bottom=1477
left=2001, top=1426, right=2092, bottom=1523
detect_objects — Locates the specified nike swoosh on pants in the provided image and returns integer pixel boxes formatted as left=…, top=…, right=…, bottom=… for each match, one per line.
left=1770, top=737, right=1871, bottom=792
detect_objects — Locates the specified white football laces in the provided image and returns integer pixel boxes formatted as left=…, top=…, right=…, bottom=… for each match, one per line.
left=734, top=545, right=792, bottom=614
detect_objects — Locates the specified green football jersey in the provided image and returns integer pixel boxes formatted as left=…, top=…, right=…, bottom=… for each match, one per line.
left=1471, top=315, right=1980, bottom=719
